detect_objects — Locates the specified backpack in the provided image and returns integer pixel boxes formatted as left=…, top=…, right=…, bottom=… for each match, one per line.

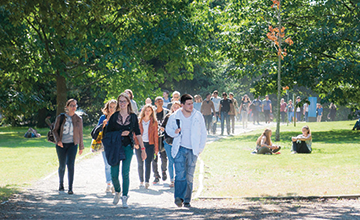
left=47, top=114, right=65, bottom=143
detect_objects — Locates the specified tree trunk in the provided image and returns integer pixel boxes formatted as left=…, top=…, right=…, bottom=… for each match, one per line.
left=36, top=107, right=48, bottom=128
left=275, top=1, right=282, bottom=141
left=56, top=74, right=67, bottom=116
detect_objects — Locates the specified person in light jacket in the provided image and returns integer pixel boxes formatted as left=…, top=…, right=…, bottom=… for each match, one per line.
left=165, top=94, right=207, bottom=208
left=53, top=99, right=84, bottom=195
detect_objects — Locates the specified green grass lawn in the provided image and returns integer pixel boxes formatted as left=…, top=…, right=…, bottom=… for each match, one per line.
left=0, top=126, right=93, bottom=202
left=200, top=121, right=360, bottom=198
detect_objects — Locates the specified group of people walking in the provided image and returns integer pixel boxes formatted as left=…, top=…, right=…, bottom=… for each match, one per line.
left=52, top=91, right=207, bottom=208
left=280, top=97, right=337, bottom=123
left=51, top=90, right=323, bottom=208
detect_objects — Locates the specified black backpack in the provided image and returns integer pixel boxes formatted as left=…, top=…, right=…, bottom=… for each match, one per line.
left=47, top=114, right=65, bottom=143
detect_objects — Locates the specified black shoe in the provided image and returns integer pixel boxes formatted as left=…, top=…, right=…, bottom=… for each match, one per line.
left=153, top=177, right=160, bottom=184
left=184, top=203, right=191, bottom=208
left=59, top=185, right=64, bottom=191
left=162, top=171, right=167, bottom=181
left=175, top=197, right=183, bottom=207
left=68, top=190, right=73, bottom=195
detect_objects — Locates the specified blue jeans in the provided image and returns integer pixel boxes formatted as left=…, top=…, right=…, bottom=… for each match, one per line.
left=174, top=147, right=198, bottom=204
left=56, top=143, right=78, bottom=189
left=212, top=112, right=220, bottom=134
left=288, top=111, right=294, bottom=122
left=220, top=111, right=230, bottom=134
left=101, top=151, right=111, bottom=183
left=163, top=140, right=175, bottom=182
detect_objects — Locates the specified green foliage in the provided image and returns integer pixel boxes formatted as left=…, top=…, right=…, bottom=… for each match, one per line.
left=0, top=0, right=216, bottom=125
left=220, top=0, right=360, bottom=107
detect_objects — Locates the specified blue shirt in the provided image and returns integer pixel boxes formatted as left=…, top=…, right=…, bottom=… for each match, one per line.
left=252, top=100, right=262, bottom=112
left=317, top=107, right=323, bottom=116
left=263, top=99, right=272, bottom=111
left=98, top=115, right=106, bottom=125
left=193, top=102, right=202, bottom=112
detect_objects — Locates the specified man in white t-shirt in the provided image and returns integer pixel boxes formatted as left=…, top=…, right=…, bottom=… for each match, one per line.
left=165, top=94, right=207, bottom=208
left=211, top=90, right=221, bottom=134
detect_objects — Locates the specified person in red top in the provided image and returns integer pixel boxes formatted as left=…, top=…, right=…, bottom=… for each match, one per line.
left=280, top=98, right=287, bottom=123
left=134, top=104, right=159, bottom=189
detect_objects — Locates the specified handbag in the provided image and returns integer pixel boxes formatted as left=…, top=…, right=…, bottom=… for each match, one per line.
left=91, top=131, right=104, bottom=152
left=91, top=123, right=103, bottom=140
left=47, top=114, right=65, bottom=143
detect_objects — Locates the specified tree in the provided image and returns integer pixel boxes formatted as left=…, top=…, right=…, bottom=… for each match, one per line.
left=1, top=0, right=215, bottom=125
left=219, top=0, right=360, bottom=111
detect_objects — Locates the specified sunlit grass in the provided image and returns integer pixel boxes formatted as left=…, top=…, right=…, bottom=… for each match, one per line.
left=200, top=121, right=360, bottom=197
left=0, top=126, right=93, bottom=201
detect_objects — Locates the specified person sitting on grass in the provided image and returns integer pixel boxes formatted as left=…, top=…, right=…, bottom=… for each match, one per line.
left=352, top=119, right=360, bottom=130
left=291, top=125, right=312, bottom=154
left=255, top=128, right=281, bottom=154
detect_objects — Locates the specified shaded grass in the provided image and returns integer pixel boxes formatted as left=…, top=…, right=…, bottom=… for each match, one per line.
left=0, top=126, right=93, bottom=202
left=200, top=121, right=360, bottom=198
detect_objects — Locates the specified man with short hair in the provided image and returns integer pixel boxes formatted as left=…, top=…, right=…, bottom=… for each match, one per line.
left=167, top=91, right=181, bottom=110
left=153, top=97, right=169, bottom=184
left=219, top=92, right=232, bottom=135
left=165, top=94, right=207, bottom=208
left=262, top=95, right=272, bottom=124
left=211, top=90, right=221, bottom=134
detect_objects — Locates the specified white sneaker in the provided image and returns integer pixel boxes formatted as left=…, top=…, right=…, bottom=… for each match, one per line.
left=121, top=196, right=129, bottom=208
left=105, top=185, right=111, bottom=193
left=145, top=182, right=149, bottom=189
left=111, top=186, right=115, bottom=194
left=139, top=182, right=144, bottom=189
left=113, top=192, right=121, bottom=205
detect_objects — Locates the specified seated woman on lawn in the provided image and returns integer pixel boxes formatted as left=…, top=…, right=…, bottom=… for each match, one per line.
left=291, top=125, right=312, bottom=154
left=256, top=128, right=281, bottom=154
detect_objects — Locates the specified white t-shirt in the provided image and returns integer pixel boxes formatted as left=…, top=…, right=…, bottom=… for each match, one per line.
left=211, top=97, right=221, bottom=112
left=180, top=111, right=193, bottom=149
left=303, top=103, right=309, bottom=112
left=142, top=120, right=150, bottom=142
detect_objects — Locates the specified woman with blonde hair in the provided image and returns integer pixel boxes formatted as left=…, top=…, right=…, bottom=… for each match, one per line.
left=255, top=128, right=281, bottom=154
left=53, top=99, right=84, bottom=194
left=193, top=95, right=202, bottom=112
left=97, top=99, right=117, bottom=193
left=104, top=93, right=146, bottom=208
left=291, top=125, right=312, bottom=154
left=134, top=104, right=159, bottom=189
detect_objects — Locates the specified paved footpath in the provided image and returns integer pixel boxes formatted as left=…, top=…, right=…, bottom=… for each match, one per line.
left=2, top=121, right=360, bottom=219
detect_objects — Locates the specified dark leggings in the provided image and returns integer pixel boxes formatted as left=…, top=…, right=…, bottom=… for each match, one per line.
left=56, top=143, right=78, bottom=189
left=203, top=115, right=212, bottom=132
left=135, top=142, right=154, bottom=183
left=152, top=150, right=168, bottom=178
left=292, top=141, right=311, bottom=153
